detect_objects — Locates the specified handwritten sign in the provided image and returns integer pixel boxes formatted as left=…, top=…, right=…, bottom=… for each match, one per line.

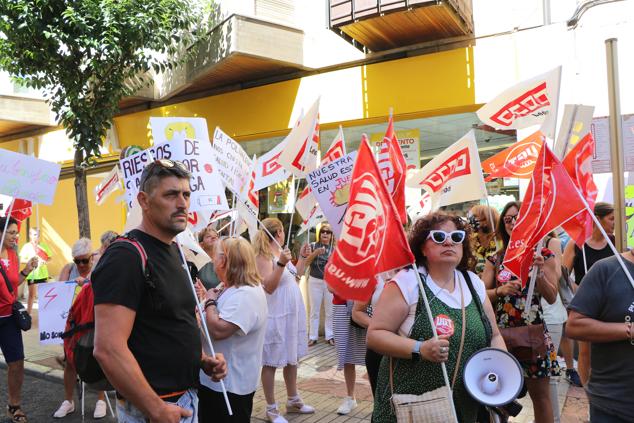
left=307, top=151, right=357, bottom=238
left=37, top=282, right=77, bottom=345
left=0, top=150, right=61, bottom=205
left=119, top=142, right=173, bottom=208
left=211, top=128, right=253, bottom=196
left=150, top=117, right=210, bottom=144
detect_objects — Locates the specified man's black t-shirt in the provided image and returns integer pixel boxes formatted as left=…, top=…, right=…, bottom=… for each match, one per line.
left=568, top=255, right=634, bottom=420
left=92, top=229, right=201, bottom=395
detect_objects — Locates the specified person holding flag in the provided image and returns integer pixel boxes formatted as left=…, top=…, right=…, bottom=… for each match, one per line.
left=252, top=218, right=314, bottom=423
left=467, top=205, right=501, bottom=277
left=481, top=201, right=560, bottom=423
left=368, top=212, right=505, bottom=423
left=19, top=228, right=52, bottom=314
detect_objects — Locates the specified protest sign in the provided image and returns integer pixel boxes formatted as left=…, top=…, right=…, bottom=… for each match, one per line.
left=37, top=282, right=77, bottom=345
left=119, top=141, right=173, bottom=208
left=211, top=128, right=253, bottom=196
left=307, top=151, right=357, bottom=238
left=150, top=117, right=210, bottom=144
left=0, top=150, right=61, bottom=205
left=371, top=129, right=420, bottom=170
left=95, top=165, right=121, bottom=205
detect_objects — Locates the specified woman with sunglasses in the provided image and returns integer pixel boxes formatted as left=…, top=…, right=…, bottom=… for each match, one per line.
left=54, top=238, right=108, bottom=419
left=305, top=224, right=334, bottom=346
left=1, top=217, right=38, bottom=423
left=368, top=212, right=505, bottom=422
left=253, top=218, right=314, bottom=423
left=481, top=201, right=560, bottom=423
left=467, top=204, right=501, bottom=277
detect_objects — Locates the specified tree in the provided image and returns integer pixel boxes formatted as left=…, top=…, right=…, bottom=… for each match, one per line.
left=0, top=0, right=214, bottom=237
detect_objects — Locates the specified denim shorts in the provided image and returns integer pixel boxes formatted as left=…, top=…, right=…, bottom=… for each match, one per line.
left=116, top=389, right=198, bottom=423
left=0, top=316, right=24, bottom=363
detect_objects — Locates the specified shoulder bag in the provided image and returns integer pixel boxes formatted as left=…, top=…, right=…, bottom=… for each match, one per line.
left=389, top=273, right=465, bottom=423
left=0, top=263, right=31, bottom=331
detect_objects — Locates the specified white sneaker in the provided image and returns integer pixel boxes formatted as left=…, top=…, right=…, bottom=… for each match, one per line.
left=286, top=397, right=315, bottom=414
left=93, top=399, right=107, bottom=419
left=53, top=400, right=75, bottom=418
left=265, top=405, right=288, bottom=423
left=336, top=397, right=357, bottom=415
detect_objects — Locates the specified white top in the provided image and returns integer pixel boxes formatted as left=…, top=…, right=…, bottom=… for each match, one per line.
left=390, top=266, right=486, bottom=336
left=541, top=293, right=568, bottom=324
left=200, top=284, right=268, bottom=395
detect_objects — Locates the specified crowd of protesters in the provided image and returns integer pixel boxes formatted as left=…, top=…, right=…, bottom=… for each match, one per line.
left=0, top=159, right=631, bottom=423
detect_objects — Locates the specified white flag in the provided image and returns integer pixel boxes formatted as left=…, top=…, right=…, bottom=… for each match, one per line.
left=322, top=127, right=346, bottom=165
left=278, top=98, right=320, bottom=177
left=295, top=187, right=316, bottom=221
left=297, top=205, right=326, bottom=236
left=477, top=66, right=562, bottom=139
left=95, top=165, right=121, bottom=205
left=236, top=156, right=259, bottom=239
left=406, top=130, right=487, bottom=209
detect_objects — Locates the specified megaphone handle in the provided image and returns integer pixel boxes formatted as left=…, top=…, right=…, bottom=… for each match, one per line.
left=413, top=269, right=459, bottom=423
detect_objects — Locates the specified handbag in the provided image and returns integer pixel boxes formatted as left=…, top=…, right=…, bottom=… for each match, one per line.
left=0, top=262, right=31, bottom=331
left=499, top=324, right=546, bottom=362
left=557, top=265, right=574, bottom=308
left=389, top=274, right=466, bottom=423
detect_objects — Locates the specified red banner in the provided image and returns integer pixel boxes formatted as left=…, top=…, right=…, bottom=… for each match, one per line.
left=561, top=133, right=597, bottom=247
left=377, top=116, right=407, bottom=224
left=324, top=139, right=413, bottom=301
left=481, top=132, right=544, bottom=181
left=503, top=145, right=587, bottom=285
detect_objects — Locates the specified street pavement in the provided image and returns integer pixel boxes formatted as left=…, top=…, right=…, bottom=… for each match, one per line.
left=0, top=304, right=589, bottom=422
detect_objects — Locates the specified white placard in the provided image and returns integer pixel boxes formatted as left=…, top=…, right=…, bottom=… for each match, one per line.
left=306, top=152, right=357, bottom=238
left=150, top=117, right=210, bottom=144
left=119, top=142, right=173, bottom=208
left=590, top=114, right=634, bottom=173
left=0, top=150, right=61, bottom=205
left=210, top=127, right=253, bottom=197
left=37, top=282, right=77, bottom=345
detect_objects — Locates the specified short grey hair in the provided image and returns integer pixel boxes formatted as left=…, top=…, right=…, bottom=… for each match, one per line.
left=71, top=237, right=93, bottom=258
left=100, top=230, right=118, bottom=248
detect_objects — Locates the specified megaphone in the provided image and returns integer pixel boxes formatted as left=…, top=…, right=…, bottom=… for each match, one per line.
left=463, top=348, right=523, bottom=407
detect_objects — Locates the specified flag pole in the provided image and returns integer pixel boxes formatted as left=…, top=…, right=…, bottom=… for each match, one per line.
left=412, top=268, right=459, bottom=423
left=176, top=243, right=233, bottom=416
left=522, top=238, right=544, bottom=320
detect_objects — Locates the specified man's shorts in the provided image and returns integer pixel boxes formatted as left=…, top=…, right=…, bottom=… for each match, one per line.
left=117, top=389, right=198, bottom=423
left=27, top=278, right=47, bottom=286
left=0, top=316, right=24, bottom=363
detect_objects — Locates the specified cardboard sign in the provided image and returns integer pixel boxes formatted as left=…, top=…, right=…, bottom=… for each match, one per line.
left=307, top=151, right=357, bottom=238
left=37, top=282, right=77, bottom=345
left=210, top=128, right=253, bottom=196
left=150, top=117, right=210, bottom=144
left=0, top=150, right=61, bottom=205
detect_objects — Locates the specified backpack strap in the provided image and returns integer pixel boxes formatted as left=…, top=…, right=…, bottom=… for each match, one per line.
left=111, top=235, right=148, bottom=273
left=459, top=269, right=493, bottom=346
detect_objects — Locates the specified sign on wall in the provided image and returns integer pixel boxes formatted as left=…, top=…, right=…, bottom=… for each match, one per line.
left=371, top=129, right=420, bottom=170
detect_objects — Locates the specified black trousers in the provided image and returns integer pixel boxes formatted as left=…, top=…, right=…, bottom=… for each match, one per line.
left=365, top=348, right=383, bottom=398
left=198, top=385, right=255, bottom=423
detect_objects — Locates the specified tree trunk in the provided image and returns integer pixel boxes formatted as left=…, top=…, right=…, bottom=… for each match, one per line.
left=74, top=149, right=91, bottom=239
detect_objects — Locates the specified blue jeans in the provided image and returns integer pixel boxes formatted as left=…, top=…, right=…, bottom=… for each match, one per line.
left=117, top=389, right=198, bottom=423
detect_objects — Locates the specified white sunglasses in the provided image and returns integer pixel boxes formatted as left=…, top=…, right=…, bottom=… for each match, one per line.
left=426, top=230, right=466, bottom=245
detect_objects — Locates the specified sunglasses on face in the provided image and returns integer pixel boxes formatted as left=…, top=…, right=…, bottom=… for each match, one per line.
left=320, top=230, right=332, bottom=235
left=503, top=214, right=519, bottom=224
left=73, top=258, right=91, bottom=265
left=426, top=230, right=466, bottom=245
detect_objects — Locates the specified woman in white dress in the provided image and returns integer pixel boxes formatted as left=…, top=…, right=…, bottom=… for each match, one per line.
left=253, top=218, right=314, bottom=423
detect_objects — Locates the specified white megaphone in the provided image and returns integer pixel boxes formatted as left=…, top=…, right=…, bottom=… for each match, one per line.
left=463, top=348, right=523, bottom=407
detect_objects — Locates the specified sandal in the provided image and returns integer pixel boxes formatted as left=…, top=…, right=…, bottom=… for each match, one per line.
left=7, top=404, right=27, bottom=423
left=308, top=340, right=317, bottom=347
left=328, top=338, right=335, bottom=346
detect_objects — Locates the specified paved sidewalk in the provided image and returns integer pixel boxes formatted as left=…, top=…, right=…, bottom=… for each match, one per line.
left=1, top=306, right=589, bottom=422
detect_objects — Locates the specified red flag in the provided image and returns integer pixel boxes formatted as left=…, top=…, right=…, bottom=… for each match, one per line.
left=481, top=131, right=544, bottom=181
left=377, top=116, right=407, bottom=224
left=503, top=145, right=587, bottom=285
left=10, top=199, right=32, bottom=222
left=324, top=138, right=414, bottom=301
left=561, top=133, right=597, bottom=247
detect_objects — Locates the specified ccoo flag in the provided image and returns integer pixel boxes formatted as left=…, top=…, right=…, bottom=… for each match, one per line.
left=324, top=139, right=413, bottom=301
left=405, top=130, right=487, bottom=209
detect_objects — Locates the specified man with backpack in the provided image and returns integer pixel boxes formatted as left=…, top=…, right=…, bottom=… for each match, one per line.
left=92, top=160, right=227, bottom=423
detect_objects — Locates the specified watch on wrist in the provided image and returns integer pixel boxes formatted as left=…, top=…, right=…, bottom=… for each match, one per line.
left=276, top=261, right=286, bottom=268
left=411, top=340, right=423, bottom=361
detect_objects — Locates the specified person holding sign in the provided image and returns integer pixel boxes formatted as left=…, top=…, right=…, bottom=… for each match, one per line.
left=253, top=218, right=314, bottom=423
left=91, top=160, right=226, bottom=423
left=19, top=228, right=52, bottom=314
left=0, top=217, right=38, bottom=423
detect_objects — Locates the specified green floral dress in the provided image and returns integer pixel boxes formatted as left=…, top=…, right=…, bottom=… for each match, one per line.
left=372, top=272, right=489, bottom=423
left=488, top=249, right=560, bottom=379
left=470, top=234, right=502, bottom=276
